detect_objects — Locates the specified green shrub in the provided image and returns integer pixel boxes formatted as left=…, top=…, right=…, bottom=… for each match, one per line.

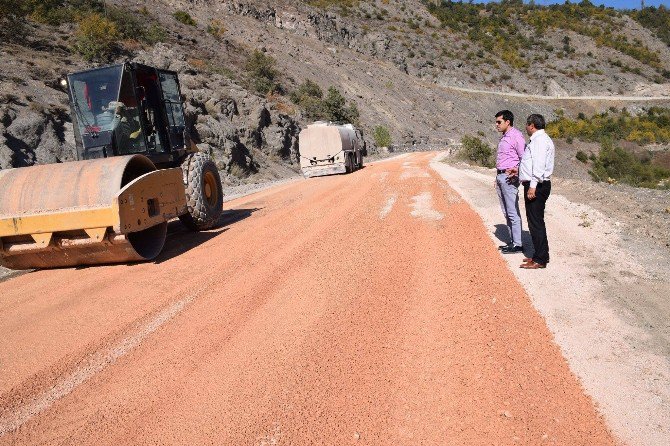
left=173, top=10, right=196, bottom=26
left=290, top=80, right=323, bottom=103
left=106, top=6, right=143, bottom=39
left=73, top=13, right=119, bottom=61
left=576, top=150, right=588, bottom=163
left=291, top=80, right=325, bottom=120
left=1, top=0, right=104, bottom=38
left=631, top=6, right=670, bottom=47
left=547, top=107, right=670, bottom=145
left=460, top=135, right=493, bottom=167
left=323, top=87, right=359, bottom=124
left=26, top=0, right=104, bottom=25
left=7, top=1, right=166, bottom=44
left=106, top=6, right=167, bottom=44
left=589, top=141, right=670, bottom=189
left=245, top=50, right=279, bottom=95
left=144, top=24, right=168, bottom=44
left=207, top=19, right=225, bottom=38
left=425, top=1, right=660, bottom=71
left=300, top=96, right=328, bottom=120
left=306, top=0, right=358, bottom=9
left=372, top=126, right=392, bottom=147
left=290, top=81, right=358, bottom=123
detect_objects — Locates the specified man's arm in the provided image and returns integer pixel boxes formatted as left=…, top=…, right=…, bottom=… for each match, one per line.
left=514, top=132, right=525, bottom=160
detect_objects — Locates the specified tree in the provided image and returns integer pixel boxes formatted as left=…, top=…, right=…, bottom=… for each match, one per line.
left=290, top=80, right=325, bottom=119
left=323, top=87, right=359, bottom=124
left=245, top=50, right=279, bottom=95
left=323, top=87, right=346, bottom=120
left=373, top=126, right=392, bottom=147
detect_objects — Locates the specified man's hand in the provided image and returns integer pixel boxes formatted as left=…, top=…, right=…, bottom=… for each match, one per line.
left=505, top=167, right=518, bottom=185
left=527, top=187, right=536, bottom=200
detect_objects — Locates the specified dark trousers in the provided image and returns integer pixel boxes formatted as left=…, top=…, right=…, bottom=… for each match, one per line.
left=524, top=181, right=551, bottom=265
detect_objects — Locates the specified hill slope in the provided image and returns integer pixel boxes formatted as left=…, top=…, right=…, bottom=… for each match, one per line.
left=1, top=0, right=669, bottom=181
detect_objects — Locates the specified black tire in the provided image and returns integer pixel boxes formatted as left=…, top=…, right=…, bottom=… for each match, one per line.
left=179, top=152, right=223, bottom=231
left=345, top=153, right=353, bottom=173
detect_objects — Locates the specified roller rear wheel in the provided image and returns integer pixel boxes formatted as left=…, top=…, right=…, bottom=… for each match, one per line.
left=179, top=152, right=223, bottom=231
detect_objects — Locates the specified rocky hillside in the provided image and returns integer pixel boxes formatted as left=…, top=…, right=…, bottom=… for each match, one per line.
left=1, top=0, right=670, bottom=183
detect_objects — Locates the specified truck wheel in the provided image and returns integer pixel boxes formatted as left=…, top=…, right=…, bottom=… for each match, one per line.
left=179, top=152, right=223, bottom=231
left=345, top=153, right=353, bottom=173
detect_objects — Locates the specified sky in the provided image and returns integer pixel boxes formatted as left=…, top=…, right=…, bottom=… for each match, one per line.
left=471, top=0, right=669, bottom=9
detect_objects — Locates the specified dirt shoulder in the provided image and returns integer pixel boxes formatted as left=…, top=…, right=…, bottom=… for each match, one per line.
left=431, top=154, right=670, bottom=446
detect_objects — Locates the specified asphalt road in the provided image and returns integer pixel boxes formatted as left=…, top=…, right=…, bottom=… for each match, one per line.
left=0, top=153, right=614, bottom=445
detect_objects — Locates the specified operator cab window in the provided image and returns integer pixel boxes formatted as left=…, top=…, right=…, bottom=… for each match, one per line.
left=115, top=68, right=147, bottom=155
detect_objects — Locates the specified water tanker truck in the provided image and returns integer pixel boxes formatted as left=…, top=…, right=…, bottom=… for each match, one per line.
left=299, top=122, right=364, bottom=178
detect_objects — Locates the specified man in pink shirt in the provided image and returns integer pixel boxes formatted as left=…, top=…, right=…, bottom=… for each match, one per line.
left=494, top=110, right=526, bottom=254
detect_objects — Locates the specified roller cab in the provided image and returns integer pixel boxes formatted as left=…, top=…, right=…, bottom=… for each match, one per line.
left=65, top=63, right=223, bottom=233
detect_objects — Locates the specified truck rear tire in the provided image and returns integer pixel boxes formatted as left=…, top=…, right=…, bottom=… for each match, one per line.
left=179, top=152, right=223, bottom=231
left=345, top=153, right=354, bottom=173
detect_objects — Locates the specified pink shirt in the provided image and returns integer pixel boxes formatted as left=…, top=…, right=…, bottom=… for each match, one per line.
left=496, top=126, right=526, bottom=170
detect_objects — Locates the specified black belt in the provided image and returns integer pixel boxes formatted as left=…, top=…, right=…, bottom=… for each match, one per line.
left=522, top=180, right=551, bottom=185
left=496, top=169, right=507, bottom=174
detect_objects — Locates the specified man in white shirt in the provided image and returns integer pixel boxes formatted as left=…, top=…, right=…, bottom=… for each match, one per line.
left=514, top=114, right=554, bottom=269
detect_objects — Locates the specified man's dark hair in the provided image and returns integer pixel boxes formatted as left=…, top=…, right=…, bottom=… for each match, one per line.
left=495, top=110, right=514, bottom=125
left=526, top=114, right=546, bottom=130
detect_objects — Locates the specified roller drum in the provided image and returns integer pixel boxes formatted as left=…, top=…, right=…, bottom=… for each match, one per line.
left=0, top=155, right=170, bottom=269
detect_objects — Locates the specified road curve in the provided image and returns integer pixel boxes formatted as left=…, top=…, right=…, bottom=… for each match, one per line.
left=436, top=83, right=670, bottom=101
left=0, top=153, right=615, bottom=445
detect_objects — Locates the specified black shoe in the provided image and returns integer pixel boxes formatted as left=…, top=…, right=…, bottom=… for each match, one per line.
left=501, top=245, right=524, bottom=254
left=498, top=243, right=512, bottom=250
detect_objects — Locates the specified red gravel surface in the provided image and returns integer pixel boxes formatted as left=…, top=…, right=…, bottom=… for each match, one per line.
left=0, top=152, right=616, bottom=445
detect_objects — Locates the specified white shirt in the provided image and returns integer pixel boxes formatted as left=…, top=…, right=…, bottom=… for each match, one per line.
left=519, top=129, right=554, bottom=188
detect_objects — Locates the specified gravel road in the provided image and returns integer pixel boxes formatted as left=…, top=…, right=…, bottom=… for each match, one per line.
left=0, top=153, right=619, bottom=444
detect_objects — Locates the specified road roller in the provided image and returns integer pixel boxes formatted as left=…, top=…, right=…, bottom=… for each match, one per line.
left=0, top=63, right=223, bottom=269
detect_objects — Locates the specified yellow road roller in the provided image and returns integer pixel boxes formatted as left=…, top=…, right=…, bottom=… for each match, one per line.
left=0, top=63, right=223, bottom=269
